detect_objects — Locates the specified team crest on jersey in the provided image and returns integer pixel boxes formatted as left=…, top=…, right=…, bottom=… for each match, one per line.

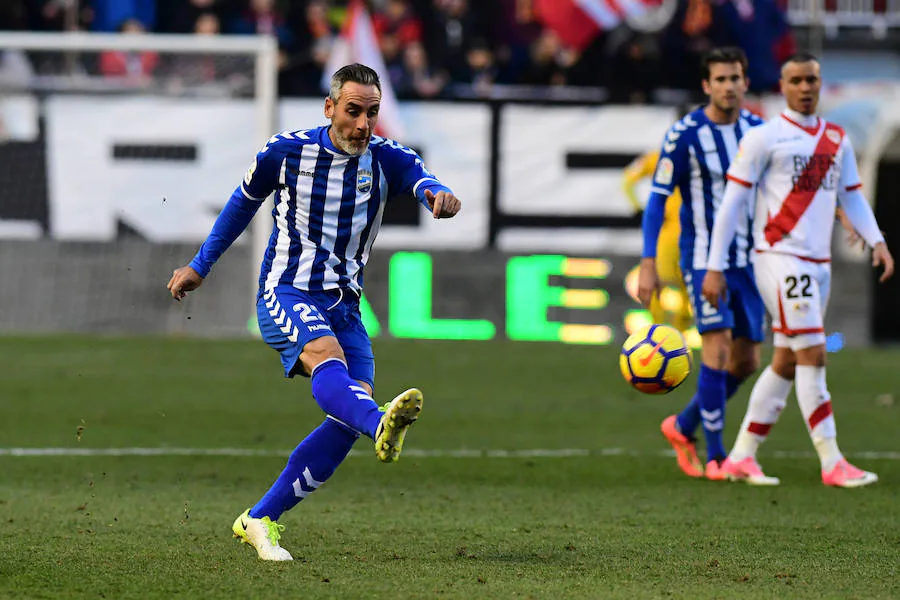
left=357, top=169, right=373, bottom=193
left=826, top=129, right=842, bottom=145
left=654, top=157, right=674, bottom=186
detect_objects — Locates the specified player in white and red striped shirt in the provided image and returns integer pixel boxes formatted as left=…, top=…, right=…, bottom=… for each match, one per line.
left=701, top=53, right=895, bottom=487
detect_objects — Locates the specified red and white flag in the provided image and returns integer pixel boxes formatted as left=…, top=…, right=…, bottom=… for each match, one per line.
left=322, top=0, right=405, bottom=140
left=534, top=0, right=663, bottom=51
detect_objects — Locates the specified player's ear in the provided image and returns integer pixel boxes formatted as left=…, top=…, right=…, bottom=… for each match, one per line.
left=324, top=97, right=335, bottom=119
left=701, top=79, right=711, bottom=96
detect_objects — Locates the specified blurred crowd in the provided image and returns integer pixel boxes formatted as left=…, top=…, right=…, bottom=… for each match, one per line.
left=0, top=0, right=796, bottom=101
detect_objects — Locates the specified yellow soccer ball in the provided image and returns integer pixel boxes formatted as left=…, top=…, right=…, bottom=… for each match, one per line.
left=619, top=324, right=692, bottom=394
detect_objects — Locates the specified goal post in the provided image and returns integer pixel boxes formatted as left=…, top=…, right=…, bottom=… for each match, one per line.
left=0, top=32, right=278, bottom=336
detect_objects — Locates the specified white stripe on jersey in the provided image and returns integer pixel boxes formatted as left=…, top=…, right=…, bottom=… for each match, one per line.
left=289, top=144, right=320, bottom=289
left=312, top=152, right=350, bottom=290
left=688, top=145, right=709, bottom=271
left=357, top=168, right=388, bottom=272
left=689, top=122, right=751, bottom=270
left=343, top=152, right=374, bottom=284
left=265, top=159, right=291, bottom=291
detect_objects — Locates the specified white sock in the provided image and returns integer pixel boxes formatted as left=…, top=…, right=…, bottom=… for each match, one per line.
left=795, top=365, right=842, bottom=470
left=730, top=366, right=793, bottom=461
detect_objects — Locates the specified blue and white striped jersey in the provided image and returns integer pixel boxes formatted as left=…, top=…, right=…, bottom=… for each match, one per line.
left=650, top=107, right=764, bottom=270
left=238, top=126, right=450, bottom=294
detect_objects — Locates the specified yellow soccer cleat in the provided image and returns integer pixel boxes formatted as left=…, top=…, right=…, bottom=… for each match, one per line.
left=232, top=508, right=293, bottom=561
left=374, top=388, right=423, bottom=462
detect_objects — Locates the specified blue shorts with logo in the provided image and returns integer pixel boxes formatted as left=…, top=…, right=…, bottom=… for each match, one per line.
left=682, top=266, right=765, bottom=342
left=256, top=285, right=375, bottom=389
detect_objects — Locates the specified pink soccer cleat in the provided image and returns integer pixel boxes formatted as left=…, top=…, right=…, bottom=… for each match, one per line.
left=822, top=458, right=878, bottom=488
left=720, top=456, right=780, bottom=486
left=660, top=415, right=704, bottom=478
left=704, top=459, right=727, bottom=481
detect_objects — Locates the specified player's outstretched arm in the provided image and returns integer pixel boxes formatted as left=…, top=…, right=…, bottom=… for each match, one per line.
left=424, top=189, right=461, bottom=219
left=167, top=266, right=204, bottom=301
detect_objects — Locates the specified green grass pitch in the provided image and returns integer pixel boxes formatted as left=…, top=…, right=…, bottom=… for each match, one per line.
left=1, top=336, right=898, bottom=599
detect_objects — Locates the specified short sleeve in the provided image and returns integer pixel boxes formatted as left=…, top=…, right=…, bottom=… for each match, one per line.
left=649, top=124, right=690, bottom=198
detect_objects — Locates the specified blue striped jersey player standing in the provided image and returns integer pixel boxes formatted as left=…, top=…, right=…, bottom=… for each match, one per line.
left=167, top=64, right=461, bottom=561
left=637, top=48, right=765, bottom=480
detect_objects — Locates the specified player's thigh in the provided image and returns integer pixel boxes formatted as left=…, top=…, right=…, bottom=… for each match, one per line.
left=256, top=286, right=342, bottom=378
left=684, top=269, right=735, bottom=335
left=727, top=267, right=765, bottom=344
left=755, top=253, right=826, bottom=350
left=333, top=305, right=375, bottom=393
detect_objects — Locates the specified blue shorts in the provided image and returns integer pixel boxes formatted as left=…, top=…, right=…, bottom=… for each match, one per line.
left=683, top=266, right=765, bottom=342
left=256, top=285, right=375, bottom=389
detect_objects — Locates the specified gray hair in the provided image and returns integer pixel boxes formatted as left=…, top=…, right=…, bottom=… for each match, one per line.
left=329, top=63, right=382, bottom=103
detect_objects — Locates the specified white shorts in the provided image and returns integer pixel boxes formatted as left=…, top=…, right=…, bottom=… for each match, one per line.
left=753, top=251, right=831, bottom=351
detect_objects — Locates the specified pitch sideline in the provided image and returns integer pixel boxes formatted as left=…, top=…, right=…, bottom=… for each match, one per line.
left=1, top=447, right=899, bottom=460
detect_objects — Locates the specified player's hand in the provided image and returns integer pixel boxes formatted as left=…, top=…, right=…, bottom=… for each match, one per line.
left=167, top=265, right=204, bottom=301
left=872, top=242, right=894, bottom=283
left=637, top=258, right=660, bottom=309
left=424, top=189, right=461, bottom=219
left=702, top=270, right=727, bottom=309
left=835, top=207, right=864, bottom=249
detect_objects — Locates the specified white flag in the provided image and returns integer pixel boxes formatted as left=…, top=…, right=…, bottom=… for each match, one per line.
left=322, top=0, right=405, bottom=140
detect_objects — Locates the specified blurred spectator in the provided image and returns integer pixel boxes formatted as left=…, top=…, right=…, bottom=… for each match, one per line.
left=519, top=29, right=570, bottom=86
left=373, top=0, right=423, bottom=46
left=604, top=31, right=662, bottom=102
left=228, top=0, right=294, bottom=49
left=426, top=0, right=488, bottom=84
left=279, top=0, right=336, bottom=96
left=711, top=0, right=795, bottom=92
left=484, top=0, right=542, bottom=84
left=89, top=0, right=156, bottom=32
left=465, top=38, right=497, bottom=94
left=660, top=0, right=717, bottom=91
left=98, top=18, right=158, bottom=79
left=395, top=40, right=447, bottom=98
left=157, top=0, right=222, bottom=34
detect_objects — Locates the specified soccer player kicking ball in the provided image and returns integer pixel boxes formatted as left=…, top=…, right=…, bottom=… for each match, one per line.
left=639, top=47, right=766, bottom=480
left=702, top=52, right=894, bottom=488
left=167, top=64, right=461, bottom=559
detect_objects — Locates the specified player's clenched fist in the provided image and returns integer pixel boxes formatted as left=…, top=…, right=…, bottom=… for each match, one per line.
left=424, top=189, right=461, bottom=219
left=167, top=265, right=204, bottom=301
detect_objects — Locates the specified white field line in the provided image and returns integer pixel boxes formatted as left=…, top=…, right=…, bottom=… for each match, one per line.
left=1, top=447, right=900, bottom=460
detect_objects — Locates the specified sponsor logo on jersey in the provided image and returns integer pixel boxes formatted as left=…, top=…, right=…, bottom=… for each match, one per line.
left=654, top=157, right=674, bottom=186
left=792, top=301, right=810, bottom=314
left=357, top=169, right=373, bottom=193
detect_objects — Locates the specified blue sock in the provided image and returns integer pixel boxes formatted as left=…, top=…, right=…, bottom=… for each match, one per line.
left=676, top=371, right=745, bottom=439
left=725, top=372, right=742, bottom=400
left=311, top=359, right=383, bottom=439
left=695, top=365, right=728, bottom=462
left=250, top=418, right=358, bottom=521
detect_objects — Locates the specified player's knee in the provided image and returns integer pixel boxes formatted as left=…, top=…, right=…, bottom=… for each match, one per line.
left=732, top=356, right=759, bottom=380
left=795, top=344, right=826, bottom=367
left=771, top=347, right=796, bottom=380
left=299, top=336, right=346, bottom=375
left=700, top=331, right=731, bottom=369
